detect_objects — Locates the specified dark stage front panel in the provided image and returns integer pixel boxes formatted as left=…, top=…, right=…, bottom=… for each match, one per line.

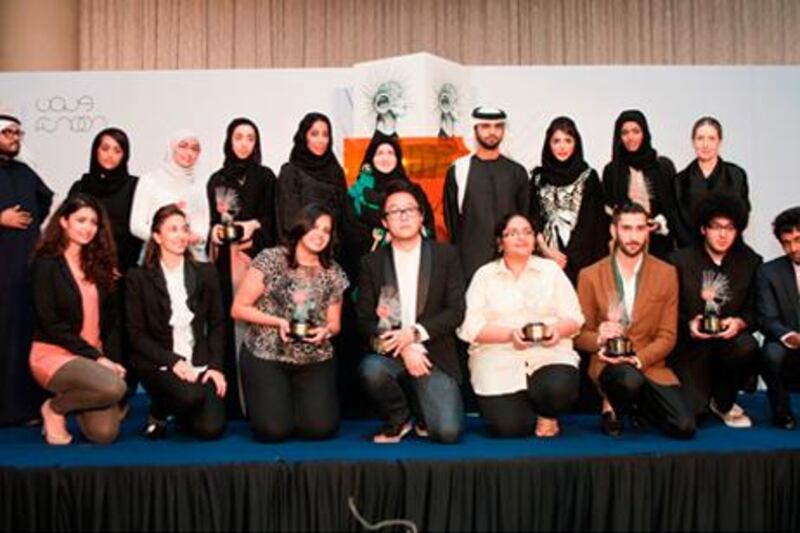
left=3, top=451, right=800, bottom=532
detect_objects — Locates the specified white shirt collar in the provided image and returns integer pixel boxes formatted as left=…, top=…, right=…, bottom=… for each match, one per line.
left=160, top=257, right=185, bottom=277
left=492, top=255, right=542, bottom=277
left=615, top=253, right=643, bottom=280
left=391, top=240, right=422, bottom=257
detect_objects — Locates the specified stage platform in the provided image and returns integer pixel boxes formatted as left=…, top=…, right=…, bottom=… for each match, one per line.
left=2, top=392, right=800, bottom=531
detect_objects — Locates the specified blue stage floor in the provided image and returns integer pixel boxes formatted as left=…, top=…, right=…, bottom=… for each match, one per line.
left=3, top=392, right=800, bottom=469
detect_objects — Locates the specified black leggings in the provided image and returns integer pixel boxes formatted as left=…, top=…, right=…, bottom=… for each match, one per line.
left=239, top=345, right=339, bottom=442
left=477, top=364, right=579, bottom=437
left=138, top=368, right=226, bottom=440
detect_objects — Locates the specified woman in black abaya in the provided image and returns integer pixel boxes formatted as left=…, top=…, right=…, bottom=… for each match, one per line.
left=207, top=117, right=277, bottom=418
left=602, top=110, right=679, bottom=259
left=530, top=116, right=609, bottom=285
left=276, top=113, right=347, bottom=249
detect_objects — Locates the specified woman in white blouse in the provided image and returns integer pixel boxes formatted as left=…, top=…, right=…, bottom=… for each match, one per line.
left=458, top=213, right=584, bottom=438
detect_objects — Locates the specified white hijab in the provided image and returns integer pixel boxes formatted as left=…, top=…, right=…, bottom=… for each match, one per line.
left=130, top=130, right=210, bottom=260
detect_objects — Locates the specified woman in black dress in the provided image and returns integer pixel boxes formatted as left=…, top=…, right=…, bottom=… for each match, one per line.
left=68, top=127, right=142, bottom=273
left=206, top=117, right=277, bottom=417
left=602, top=110, right=679, bottom=259
left=276, top=112, right=347, bottom=246
left=530, top=116, right=609, bottom=284
left=673, top=116, right=750, bottom=248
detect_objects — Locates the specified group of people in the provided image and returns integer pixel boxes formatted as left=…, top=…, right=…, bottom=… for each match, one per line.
left=0, top=104, right=798, bottom=447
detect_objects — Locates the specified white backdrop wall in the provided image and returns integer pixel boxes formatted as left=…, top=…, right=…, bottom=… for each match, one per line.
left=1, top=65, right=798, bottom=258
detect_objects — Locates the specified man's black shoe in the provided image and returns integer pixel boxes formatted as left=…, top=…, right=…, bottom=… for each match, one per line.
left=601, top=411, right=623, bottom=437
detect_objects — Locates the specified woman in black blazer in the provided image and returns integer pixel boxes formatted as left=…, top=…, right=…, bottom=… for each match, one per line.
left=30, top=194, right=127, bottom=445
left=126, top=204, right=227, bottom=440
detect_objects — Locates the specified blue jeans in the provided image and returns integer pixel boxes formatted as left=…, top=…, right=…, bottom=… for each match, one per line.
left=359, top=353, right=464, bottom=443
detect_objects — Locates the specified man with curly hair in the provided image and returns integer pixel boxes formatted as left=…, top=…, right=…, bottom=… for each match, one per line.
left=668, top=193, right=762, bottom=427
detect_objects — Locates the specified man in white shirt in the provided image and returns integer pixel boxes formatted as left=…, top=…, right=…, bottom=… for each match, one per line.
left=757, top=206, right=800, bottom=430
left=357, top=181, right=466, bottom=443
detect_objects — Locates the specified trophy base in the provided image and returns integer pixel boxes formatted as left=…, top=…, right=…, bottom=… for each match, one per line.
left=605, top=337, right=635, bottom=358
left=290, top=321, right=312, bottom=342
left=217, top=223, right=243, bottom=244
left=521, top=322, right=551, bottom=344
left=700, top=314, right=722, bottom=335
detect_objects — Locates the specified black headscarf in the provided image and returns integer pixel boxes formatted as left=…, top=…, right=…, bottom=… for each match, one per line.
left=534, top=116, right=589, bottom=186
left=611, top=109, right=659, bottom=171
left=288, top=112, right=342, bottom=185
left=221, top=117, right=263, bottom=184
left=77, top=127, right=132, bottom=197
left=360, top=131, right=408, bottom=183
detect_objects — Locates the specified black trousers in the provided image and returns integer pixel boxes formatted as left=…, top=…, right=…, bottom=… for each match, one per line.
left=761, top=340, right=799, bottom=417
left=599, top=364, right=695, bottom=439
left=239, top=345, right=339, bottom=442
left=669, top=333, right=759, bottom=416
left=138, top=368, right=226, bottom=440
left=477, top=364, right=580, bottom=437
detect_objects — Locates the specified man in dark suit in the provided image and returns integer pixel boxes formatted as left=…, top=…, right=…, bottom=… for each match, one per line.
left=757, top=206, right=800, bottom=429
left=358, top=181, right=466, bottom=443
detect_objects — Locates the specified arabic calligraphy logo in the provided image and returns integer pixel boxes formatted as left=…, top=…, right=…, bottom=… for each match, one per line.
left=33, top=95, right=107, bottom=134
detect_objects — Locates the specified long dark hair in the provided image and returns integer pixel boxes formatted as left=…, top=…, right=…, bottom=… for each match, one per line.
left=282, top=203, right=335, bottom=269
left=142, top=204, right=197, bottom=269
left=35, top=194, right=118, bottom=291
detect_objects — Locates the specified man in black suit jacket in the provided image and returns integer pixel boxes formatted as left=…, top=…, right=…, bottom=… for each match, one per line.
left=358, top=181, right=466, bottom=443
left=757, top=206, right=800, bottom=429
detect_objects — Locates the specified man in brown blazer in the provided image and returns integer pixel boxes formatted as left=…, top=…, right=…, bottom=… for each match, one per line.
left=575, top=202, right=695, bottom=438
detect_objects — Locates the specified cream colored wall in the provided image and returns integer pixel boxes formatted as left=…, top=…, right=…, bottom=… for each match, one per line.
left=0, top=0, right=79, bottom=71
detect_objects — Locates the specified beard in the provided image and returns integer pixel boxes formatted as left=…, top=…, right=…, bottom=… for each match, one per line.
left=0, top=143, right=20, bottom=159
left=618, top=240, right=645, bottom=258
left=476, top=135, right=501, bottom=150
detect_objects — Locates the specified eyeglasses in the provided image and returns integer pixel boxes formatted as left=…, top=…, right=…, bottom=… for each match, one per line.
left=384, top=206, right=421, bottom=220
left=707, top=223, right=736, bottom=233
left=0, top=128, right=24, bottom=139
left=502, top=229, right=534, bottom=238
